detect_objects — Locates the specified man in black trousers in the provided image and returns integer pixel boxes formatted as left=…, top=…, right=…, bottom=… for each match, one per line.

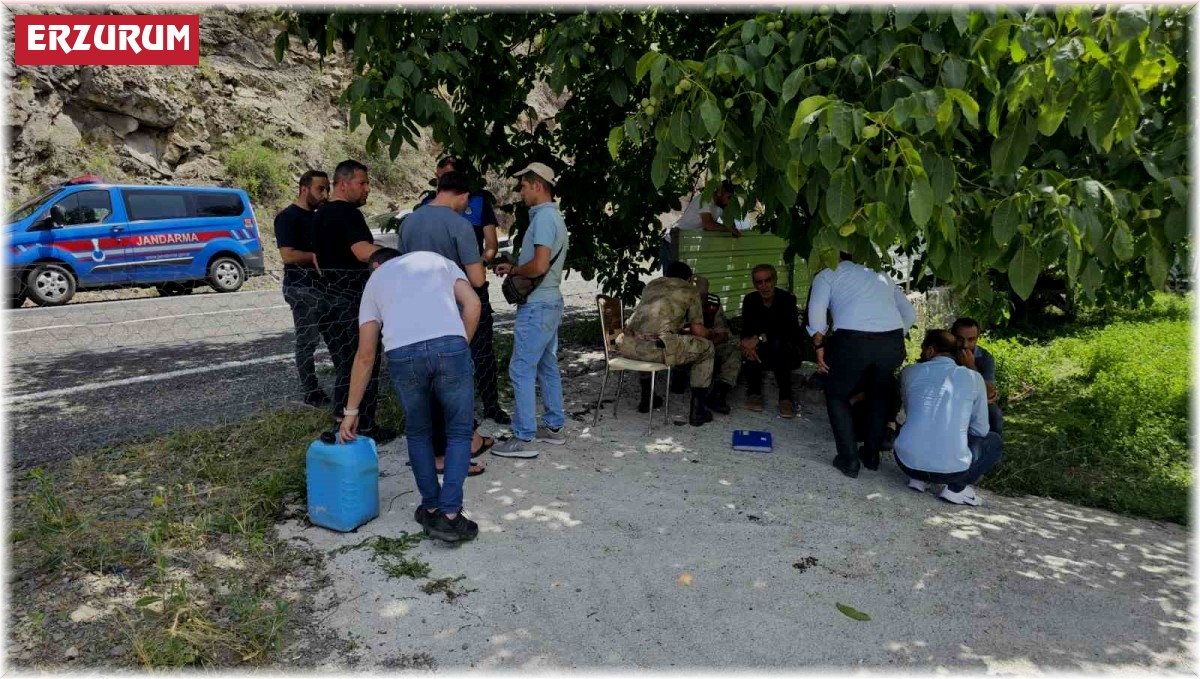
left=310, top=159, right=397, bottom=444
left=806, top=252, right=916, bottom=478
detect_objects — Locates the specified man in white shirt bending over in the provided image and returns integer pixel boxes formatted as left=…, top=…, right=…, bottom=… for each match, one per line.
left=894, top=329, right=1004, bottom=506
left=807, top=251, right=916, bottom=478
left=339, top=247, right=482, bottom=544
left=660, top=180, right=738, bottom=273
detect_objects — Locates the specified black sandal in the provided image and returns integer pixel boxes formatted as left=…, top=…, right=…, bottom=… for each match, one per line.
left=473, top=437, right=494, bottom=459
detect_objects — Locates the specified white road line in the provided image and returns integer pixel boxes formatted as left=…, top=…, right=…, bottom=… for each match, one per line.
left=7, top=305, right=290, bottom=334
left=5, top=352, right=302, bottom=405
left=5, top=287, right=280, bottom=314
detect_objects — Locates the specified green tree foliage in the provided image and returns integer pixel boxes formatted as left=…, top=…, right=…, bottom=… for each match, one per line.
left=278, top=6, right=1188, bottom=310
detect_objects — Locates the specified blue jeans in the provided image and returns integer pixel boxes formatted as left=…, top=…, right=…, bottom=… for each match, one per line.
left=897, top=432, right=1004, bottom=492
left=509, top=299, right=565, bottom=440
left=385, top=335, right=475, bottom=515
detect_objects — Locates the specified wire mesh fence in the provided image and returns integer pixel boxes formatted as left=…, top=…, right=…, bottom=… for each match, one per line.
left=4, top=268, right=619, bottom=469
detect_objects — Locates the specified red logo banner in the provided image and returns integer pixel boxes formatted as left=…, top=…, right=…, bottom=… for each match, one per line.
left=14, top=15, right=200, bottom=66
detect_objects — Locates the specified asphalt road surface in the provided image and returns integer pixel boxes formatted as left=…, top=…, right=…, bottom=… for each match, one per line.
left=4, top=270, right=620, bottom=469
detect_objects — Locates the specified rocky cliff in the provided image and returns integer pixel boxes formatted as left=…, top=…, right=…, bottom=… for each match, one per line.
left=3, top=8, right=436, bottom=216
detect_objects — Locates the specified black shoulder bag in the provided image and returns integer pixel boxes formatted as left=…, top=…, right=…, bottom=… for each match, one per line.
left=501, top=244, right=565, bottom=305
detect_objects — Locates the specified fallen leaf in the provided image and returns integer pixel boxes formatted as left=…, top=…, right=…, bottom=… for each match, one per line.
left=677, top=573, right=693, bottom=586
left=836, top=603, right=871, bottom=621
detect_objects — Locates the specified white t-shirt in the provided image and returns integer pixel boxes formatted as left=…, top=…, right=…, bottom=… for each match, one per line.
left=673, top=196, right=723, bottom=232
left=358, top=251, right=467, bottom=353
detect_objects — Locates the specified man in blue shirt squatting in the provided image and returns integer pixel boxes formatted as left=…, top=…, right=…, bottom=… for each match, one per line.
left=490, top=162, right=570, bottom=458
left=893, top=329, right=1004, bottom=506
left=951, top=317, right=1004, bottom=435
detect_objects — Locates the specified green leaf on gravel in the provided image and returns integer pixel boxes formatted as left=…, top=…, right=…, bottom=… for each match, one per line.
left=836, top=602, right=871, bottom=621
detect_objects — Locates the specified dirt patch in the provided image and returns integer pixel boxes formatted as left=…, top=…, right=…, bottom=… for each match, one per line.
left=792, top=556, right=819, bottom=573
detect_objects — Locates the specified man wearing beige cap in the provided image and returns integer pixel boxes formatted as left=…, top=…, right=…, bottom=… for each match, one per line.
left=492, top=162, right=570, bottom=458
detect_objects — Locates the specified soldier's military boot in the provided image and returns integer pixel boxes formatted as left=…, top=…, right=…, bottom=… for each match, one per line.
left=669, top=368, right=690, bottom=394
left=689, top=388, right=713, bottom=426
left=637, top=376, right=664, bottom=413
left=705, top=381, right=732, bottom=415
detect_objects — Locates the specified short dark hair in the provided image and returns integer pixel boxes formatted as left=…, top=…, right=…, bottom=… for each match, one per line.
left=839, top=251, right=854, bottom=262
left=922, top=329, right=959, bottom=356
left=951, top=317, right=981, bottom=335
left=436, top=156, right=470, bottom=174
left=333, top=159, right=368, bottom=184
left=368, top=247, right=402, bottom=267
left=720, top=179, right=735, bottom=194
left=299, top=170, right=328, bottom=190
left=436, top=171, right=471, bottom=195
left=665, top=261, right=693, bottom=280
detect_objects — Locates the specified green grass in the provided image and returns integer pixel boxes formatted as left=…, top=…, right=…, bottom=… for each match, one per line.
left=979, top=292, right=1191, bottom=524
left=219, top=135, right=294, bottom=205
left=10, top=406, right=331, bottom=668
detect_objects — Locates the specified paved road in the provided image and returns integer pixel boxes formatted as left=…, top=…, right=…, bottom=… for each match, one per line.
left=5, top=270, right=626, bottom=468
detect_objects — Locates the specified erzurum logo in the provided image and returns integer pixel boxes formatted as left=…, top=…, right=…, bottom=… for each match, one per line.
left=14, top=15, right=200, bottom=66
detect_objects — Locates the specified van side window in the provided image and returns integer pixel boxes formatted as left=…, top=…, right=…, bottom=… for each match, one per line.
left=124, top=191, right=190, bottom=221
left=192, top=193, right=245, bottom=217
left=50, top=190, right=113, bottom=226
left=124, top=190, right=245, bottom=220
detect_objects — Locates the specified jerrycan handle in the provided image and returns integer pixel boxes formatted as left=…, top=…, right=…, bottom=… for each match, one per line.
left=320, top=431, right=340, bottom=445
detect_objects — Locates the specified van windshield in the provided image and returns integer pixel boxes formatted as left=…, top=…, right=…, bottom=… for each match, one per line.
left=6, top=188, right=59, bottom=224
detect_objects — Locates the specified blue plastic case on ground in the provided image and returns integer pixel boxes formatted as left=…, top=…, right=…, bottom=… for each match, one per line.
left=732, top=430, right=773, bottom=453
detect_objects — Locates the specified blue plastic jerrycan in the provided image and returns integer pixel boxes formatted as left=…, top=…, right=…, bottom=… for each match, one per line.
left=306, top=432, right=380, bottom=532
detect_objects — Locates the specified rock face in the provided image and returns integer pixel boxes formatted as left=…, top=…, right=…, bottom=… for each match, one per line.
left=2, top=10, right=380, bottom=197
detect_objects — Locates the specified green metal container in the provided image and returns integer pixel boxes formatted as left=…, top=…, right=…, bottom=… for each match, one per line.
left=675, top=229, right=806, bottom=318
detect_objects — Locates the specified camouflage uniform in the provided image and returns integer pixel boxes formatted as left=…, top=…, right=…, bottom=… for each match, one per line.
left=617, top=277, right=714, bottom=388
left=692, top=276, right=742, bottom=388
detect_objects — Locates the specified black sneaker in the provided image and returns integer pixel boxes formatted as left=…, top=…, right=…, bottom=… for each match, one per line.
left=484, top=409, right=512, bottom=425
left=427, top=511, right=479, bottom=543
left=359, top=426, right=399, bottom=445
left=414, top=506, right=438, bottom=532
left=304, top=390, right=332, bottom=408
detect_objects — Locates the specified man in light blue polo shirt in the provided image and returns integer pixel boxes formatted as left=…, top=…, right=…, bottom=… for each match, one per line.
left=491, top=162, right=569, bottom=458
left=894, top=329, right=1003, bottom=506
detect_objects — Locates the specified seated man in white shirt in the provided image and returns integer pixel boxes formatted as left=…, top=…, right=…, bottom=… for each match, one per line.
left=659, top=181, right=738, bottom=273
left=894, top=329, right=1004, bottom=506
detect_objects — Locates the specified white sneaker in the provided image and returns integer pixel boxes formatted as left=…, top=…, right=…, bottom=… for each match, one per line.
left=938, top=484, right=981, bottom=506
left=906, top=477, right=927, bottom=493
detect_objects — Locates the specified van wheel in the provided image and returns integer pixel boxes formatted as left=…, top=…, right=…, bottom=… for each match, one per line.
left=155, top=282, right=194, bottom=297
left=208, top=256, right=245, bottom=293
left=26, top=263, right=76, bottom=306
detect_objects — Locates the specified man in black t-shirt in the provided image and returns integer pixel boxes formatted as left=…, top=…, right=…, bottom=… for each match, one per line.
left=310, top=159, right=396, bottom=444
left=274, top=170, right=331, bottom=407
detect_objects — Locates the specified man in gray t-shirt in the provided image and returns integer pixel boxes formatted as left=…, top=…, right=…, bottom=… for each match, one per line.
left=397, top=171, right=489, bottom=474
left=399, top=173, right=485, bottom=288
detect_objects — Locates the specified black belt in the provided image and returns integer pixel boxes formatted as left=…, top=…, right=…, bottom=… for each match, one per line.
left=834, top=328, right=904, bottom=338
